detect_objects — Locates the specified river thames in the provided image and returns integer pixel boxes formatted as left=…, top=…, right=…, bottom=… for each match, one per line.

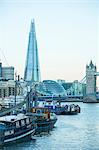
left=1, top=102, right=99, bottom=150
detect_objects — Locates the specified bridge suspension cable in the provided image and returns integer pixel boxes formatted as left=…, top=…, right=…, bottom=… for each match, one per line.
left=79, top=76, right=86, bottom=84
left=0, top=48, right=9, bottom=66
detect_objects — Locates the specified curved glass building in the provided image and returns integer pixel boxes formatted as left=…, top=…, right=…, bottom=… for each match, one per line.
left=36, top=80, right=66, bottom=97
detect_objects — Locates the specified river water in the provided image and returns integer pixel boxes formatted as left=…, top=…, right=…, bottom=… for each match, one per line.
left=1, top=102, right=99, bottom=150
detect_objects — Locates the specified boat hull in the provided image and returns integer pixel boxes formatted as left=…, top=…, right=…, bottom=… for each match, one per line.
left=0, top=128, right=35, bottom=146
left=35, top=118, right=57, bottom=134
left=45, top=105, right=80, bottom=115
left=58, top=111, right=78, bottom=115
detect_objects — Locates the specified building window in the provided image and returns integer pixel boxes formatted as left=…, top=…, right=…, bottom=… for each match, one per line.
left=0, top=89, right=2, bottom=98
left=12, top=87, right=15, bottom=95
left=8, top=87, right=11, bottom=96
left=3, top=89, right=6, bottom=97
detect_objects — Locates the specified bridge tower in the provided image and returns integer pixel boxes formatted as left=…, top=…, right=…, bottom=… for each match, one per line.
left=86, top=60, right=96, bottom=94
left=84, top=60, right=97, bottom=102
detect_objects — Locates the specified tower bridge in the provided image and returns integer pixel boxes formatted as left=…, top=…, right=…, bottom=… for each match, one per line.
left=83, top=60, right=98, bottom=102
left=64, top=60, right=99, bottom=102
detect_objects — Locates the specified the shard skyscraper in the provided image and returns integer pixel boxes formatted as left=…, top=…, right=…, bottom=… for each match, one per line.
left=24, top=19, right=41, bottom=83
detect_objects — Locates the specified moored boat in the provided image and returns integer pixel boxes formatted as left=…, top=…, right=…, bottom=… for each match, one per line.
left=28, top=107, right=57, bottom=134
left=44, top=104, right=81, bottom=115
left=0, top=113, right=36, bottom=146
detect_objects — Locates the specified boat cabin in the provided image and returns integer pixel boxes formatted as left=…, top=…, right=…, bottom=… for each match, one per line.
left=30, top=107, right=51, bottom=119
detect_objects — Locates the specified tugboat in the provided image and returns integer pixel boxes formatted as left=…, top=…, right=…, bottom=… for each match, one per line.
left=44, top=103, right=81, bottom=115
left=0, top=113, right=36, bottom=146
left=28, top=107, right=57, bottom=134
left=25, top=89, right=57, bottom=134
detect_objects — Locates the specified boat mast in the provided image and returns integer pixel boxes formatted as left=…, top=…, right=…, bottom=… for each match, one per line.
left=15, top=72, right=17, bottom=106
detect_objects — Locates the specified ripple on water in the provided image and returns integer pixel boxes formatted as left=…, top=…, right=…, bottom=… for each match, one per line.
left=2, top=102, right=99, bottom=150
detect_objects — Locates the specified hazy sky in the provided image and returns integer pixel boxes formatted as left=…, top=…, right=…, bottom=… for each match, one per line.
left=0, top=0, right=98, bottom=82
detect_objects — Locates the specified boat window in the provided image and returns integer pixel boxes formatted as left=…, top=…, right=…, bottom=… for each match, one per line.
left=36, top=109, right=41, bottom=114
left=16, top=121, right=20, bottom=128
left=26, top=118, right=29, bottom=124
left=21, top=119, right=25, bottom=126
left=11, top=119, right=15, bottom=121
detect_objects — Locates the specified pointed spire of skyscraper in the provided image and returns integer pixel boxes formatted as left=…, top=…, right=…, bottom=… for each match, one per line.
left=24, top=19, right=41, bottom=83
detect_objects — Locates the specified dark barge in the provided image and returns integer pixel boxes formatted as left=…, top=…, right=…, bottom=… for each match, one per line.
left=0, top=113, right=36, bottom=146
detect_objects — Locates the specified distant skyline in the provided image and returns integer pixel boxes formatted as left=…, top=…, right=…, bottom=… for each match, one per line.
left=0, top=0, right=98, bottom=82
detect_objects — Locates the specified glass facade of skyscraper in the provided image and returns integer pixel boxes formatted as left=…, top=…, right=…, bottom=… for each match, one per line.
left=24, top=19, right=40, bottom=82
